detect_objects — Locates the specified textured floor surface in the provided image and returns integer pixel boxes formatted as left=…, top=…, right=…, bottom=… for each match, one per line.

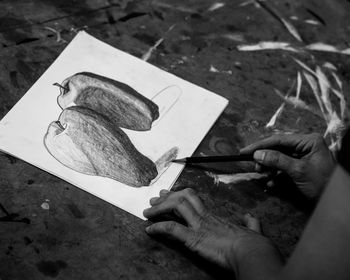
left=0, top=0, right=349, bottom=279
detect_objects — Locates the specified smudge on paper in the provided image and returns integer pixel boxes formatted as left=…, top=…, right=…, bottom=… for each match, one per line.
left=151, top=147, right=179, bottom=185
left=155, top=147, right=179, bottom=174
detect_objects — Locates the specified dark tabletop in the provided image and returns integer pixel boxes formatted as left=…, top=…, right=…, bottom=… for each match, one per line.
left=0, top=0, right=349, bottom=279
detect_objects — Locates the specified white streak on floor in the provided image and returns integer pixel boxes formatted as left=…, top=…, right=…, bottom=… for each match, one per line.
left=304, top=19, right=321, bottom=25
left=296, top=71, right=302, bottom=100
left=142, top=25, right=175, bottom=61
left=205, top=172, right=268, bottom=186
left=207, top=2, right=225, bottom=12
left=266, top=103, right=285, bottom=128
left=237, top=42, right=300, bottom=52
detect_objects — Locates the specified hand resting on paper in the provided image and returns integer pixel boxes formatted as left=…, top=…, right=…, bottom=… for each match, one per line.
left=143, top=189, right=283, bottom=277
left=240, top=133, right=335, bottom=199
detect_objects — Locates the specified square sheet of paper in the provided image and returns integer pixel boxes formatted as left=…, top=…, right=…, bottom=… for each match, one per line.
left=0, top=31, right=228, bottom=219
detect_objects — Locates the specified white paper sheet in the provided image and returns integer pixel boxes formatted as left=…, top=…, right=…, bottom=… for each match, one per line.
left=0, top=31, right=228, bottom=219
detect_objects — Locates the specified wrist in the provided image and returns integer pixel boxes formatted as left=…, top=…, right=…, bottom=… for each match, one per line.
left=229, top=235, right=284, bottom=280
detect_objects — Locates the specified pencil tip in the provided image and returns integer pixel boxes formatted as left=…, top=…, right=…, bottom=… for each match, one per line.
left=172, top=159, right=186, bottom=163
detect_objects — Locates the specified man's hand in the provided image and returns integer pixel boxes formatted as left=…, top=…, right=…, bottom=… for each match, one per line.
left=240, top=133, right=335, bottom=199
left=144, top=189, right=283, bottom=278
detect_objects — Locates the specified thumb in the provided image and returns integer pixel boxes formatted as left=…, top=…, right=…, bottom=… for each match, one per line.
left=253, top=150, right=300, bottom=178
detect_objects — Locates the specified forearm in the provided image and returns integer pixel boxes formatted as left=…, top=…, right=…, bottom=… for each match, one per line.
left=274, top=166, right=350, bottom=280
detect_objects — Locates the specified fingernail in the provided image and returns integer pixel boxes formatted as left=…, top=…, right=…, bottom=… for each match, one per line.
left=255, top=163, right=261, bottom=172
left=254, top=150, right=265, bottom=162
left=247, top=212, right=253, bottom=217
left=160, top=189, right=169, bottom=193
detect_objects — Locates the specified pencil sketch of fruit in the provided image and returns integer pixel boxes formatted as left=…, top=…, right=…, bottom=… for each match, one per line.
left=55, top=72, right=159, bottom=131
left=44, top=106, right=158, bottom=187
left=46, top=72, right=180, bottom=188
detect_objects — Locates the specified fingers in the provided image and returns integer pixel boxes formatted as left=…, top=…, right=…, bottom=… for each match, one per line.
left=244, top=213, right=261, bottom=233
left=145, top=221, right=191, bottom=243
left=253, top=149, right=301, bottom=178
left=181, top=189, right=205, bottom=214
left=149, top=188, right=205, bottom=213
left=144, top=189, right=205, bottom=228
left=150, top=189, right=170, bottom=206
left=240, top=134, right=305, bottom=155
left=159, top=189, right=170, bottom=196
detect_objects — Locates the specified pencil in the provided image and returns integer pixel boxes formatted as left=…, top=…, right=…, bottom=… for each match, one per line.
left=172, top=154, right=254, bottom=164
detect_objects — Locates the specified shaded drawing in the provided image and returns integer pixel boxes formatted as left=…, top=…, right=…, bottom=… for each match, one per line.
left=55, top=72, right=159, bottom=131
left=46, top=72, right=180, bottom=188
left=151, top=146, right=179, bottom=185
left=44, top=106, right=158, bottom=187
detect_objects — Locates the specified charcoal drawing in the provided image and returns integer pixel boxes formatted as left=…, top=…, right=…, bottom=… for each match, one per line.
left=56, top=72, right=159, bottom=131
left=45, top=72, right=178, bottom=187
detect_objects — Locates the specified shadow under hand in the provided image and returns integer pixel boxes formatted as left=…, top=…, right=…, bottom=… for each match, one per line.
left=148, top=233, right=236, bottom=280
left=147, top=213, right=236, bottom=279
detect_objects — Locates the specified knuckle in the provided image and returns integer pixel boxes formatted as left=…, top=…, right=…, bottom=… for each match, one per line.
left=184, top=188, right=196, bottom=197
left=292, top=162, right=305, bottom=178
left=177, top=196, right=187, bottom=205
left=164, top=222, right=177, bottom=234
left=198, top=211, right=210, bottom=226
left=265, top=151, right=280, bottom=165
left=185, top=231, right=206, bottom=251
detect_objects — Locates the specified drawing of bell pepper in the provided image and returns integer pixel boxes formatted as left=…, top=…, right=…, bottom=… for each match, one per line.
left=55, top=72, right=159, bottom=131
left=44, top=106, right=158, bottom=187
